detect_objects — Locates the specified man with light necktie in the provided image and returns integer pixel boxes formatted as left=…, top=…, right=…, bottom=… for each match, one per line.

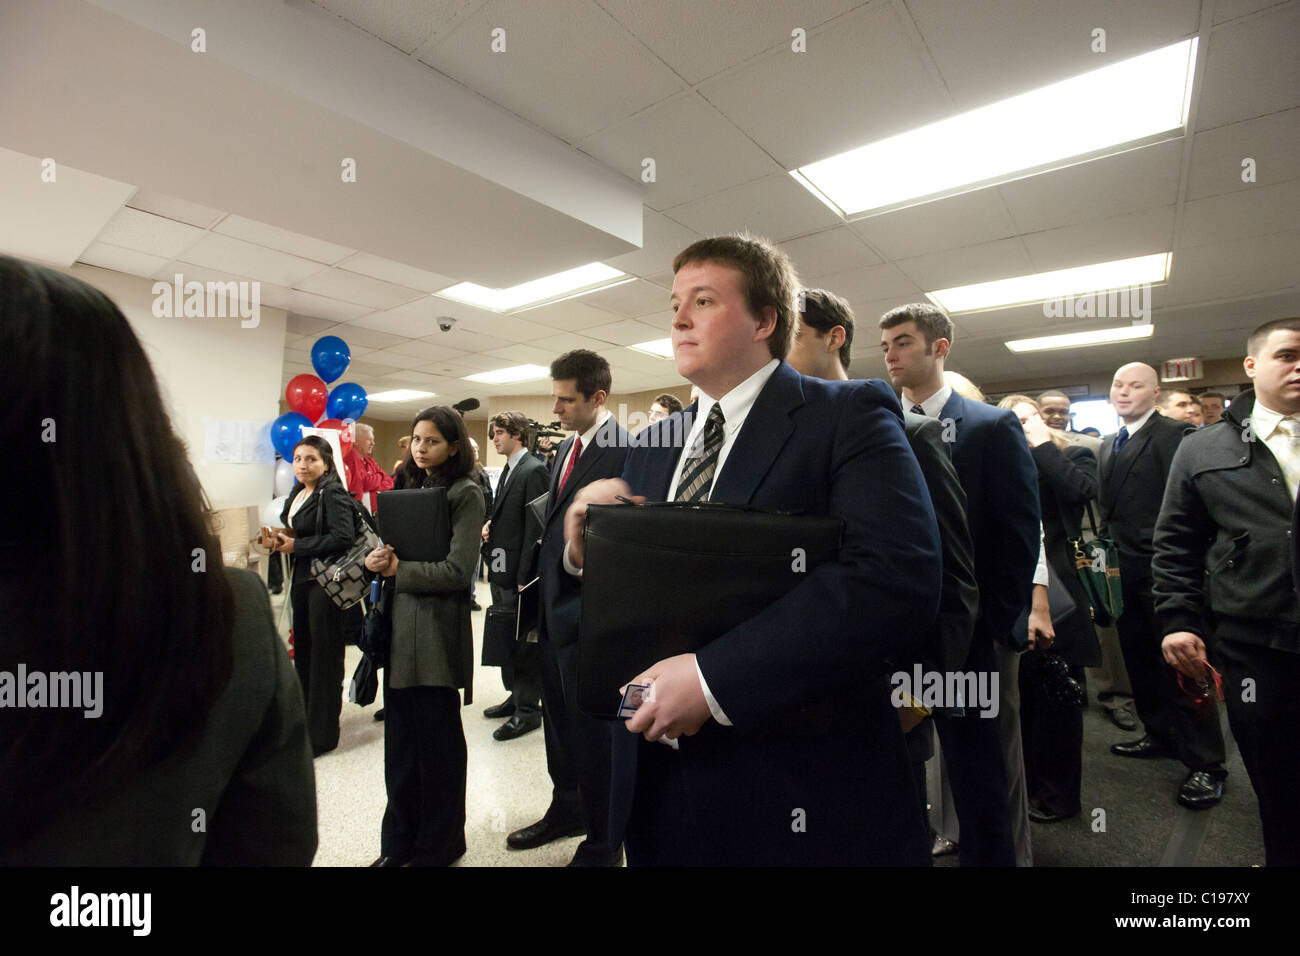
left=1153, top=318, right=1300, bottom=865
left=1099, top=362, right=1226, bottom=808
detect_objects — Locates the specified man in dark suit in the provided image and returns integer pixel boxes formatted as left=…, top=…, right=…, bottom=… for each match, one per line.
left=564, top=235, right=943, bottom=865
left=505, top=350, right=632, bottom=866
left=1099, top=362, right=1227, bottom=806
left=1154, top=319, right=1300, bottom=864
left=880, top=304, right=1040, bottom=867
left=789, top=288, right=979, bottom=849
left=482, top=411, right=549, bottom=740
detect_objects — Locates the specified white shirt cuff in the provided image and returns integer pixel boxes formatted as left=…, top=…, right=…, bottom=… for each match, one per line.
left=562, top=539, right=584, bottom=578
left=696, top=658, right=731, bottom=726
left=1032, top=526, right=1049, bottom=586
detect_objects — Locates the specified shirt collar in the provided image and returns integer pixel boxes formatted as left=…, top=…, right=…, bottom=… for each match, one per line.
left=506, top=446, right=528, bottom=469
left=694, top=359, right=781, bottom=437
left=1121, top=407, right=1157, bottom=435
left=915, top=384, right=953, bottom=419
left=1249, top=400, right=1290, bottom=438
left=575, top=408, right=611, bottom=449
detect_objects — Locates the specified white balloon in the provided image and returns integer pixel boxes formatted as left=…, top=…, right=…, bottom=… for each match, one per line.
left=273, top=459, right=296, bottom=497
left=263, top=495, right=289, bottom=529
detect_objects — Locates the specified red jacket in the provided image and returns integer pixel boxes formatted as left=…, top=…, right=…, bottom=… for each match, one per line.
left=342, top=449, right=394, bottom=513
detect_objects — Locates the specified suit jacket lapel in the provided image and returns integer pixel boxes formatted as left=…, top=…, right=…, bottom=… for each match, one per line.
left=1107, top=424, right=1154, bottom=503
left=937, top=392, right=965, bottom=457
left=709, top=362, right=801, bottom=505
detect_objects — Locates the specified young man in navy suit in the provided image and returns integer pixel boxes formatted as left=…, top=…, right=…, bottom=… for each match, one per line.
left=505, top=350, right=632, bottom=866
left=880, top=304, right=1041, bottom=867
left=564, top=235, right=943, bottom=866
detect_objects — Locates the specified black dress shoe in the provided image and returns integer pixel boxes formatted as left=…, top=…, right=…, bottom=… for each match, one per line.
left=1110, top=734, right=1173, bottom=758
left=567, top=845, right=624, bottom=867
left=507, top=816, right=586, bottom=850
left=931, top=836, right=958, bottom=857
left=1178, top=770, right=1225, bottom=809
left=493, top=713, right=541, bottom=741
left=471, top=601, right=482, bottom=611
left=373, top=708, right=385, bottom=722
left=483, top=696, right=515, bottom=719
left=1028, top=805, right=1080, bottom=824
left=1107, top=705, right=1138, bottom=731
left=369, top=855, right=411, bottom=867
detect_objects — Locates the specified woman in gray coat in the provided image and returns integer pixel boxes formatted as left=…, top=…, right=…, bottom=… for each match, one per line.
left=365, top=405, right=484, bottom=866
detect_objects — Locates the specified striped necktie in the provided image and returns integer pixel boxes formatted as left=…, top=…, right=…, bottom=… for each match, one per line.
left=675, top=403, right=726, bottom=503
left=1273, top=417, right=1300, bottom=502
left=910, top=403, right=926, bottom=416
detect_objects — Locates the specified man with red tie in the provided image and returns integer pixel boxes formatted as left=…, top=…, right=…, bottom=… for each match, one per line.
left=505, top=350, right=632, bottom=866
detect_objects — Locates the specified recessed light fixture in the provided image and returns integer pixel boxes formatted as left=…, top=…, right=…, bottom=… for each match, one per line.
left=791, top=38, right=1198, bottom=217
left=628, top=338, right=674, bottom=358
left=927, top=253, right=1171, bottom=314
left=435, top=263, right=629, bottom=313
left=1006, top=324, right=1155, bottom=353
left=463, top=364, right=551, bottom=385
left=367, top=389, right=436, bottom=402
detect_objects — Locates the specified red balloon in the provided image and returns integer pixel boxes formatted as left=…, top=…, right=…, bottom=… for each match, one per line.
left=317, top=418, right=354, bottom=457
left=285, top=374, right=328, bottom=424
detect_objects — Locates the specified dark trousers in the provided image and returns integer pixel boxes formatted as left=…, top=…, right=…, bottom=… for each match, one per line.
left=381, top=681, right=467, bottom=866
left=932, top=634, right=1016, bottom=866
left=290, top=580, right=346, bottom=755
left=1217, top=638, right=1300, bottom=866
left=1020, top=660, right=1085, bottom=815
left=1116, top=573, right=1225, bottom=771
left=491, top=583, right=541, bottom=718
left=538, top=638, right=632, bottom=861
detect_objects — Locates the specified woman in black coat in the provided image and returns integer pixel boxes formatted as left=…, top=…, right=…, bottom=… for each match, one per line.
left=1001, top=395, right=1101, bottom=823
left=274, top=435, right=357, bottom=757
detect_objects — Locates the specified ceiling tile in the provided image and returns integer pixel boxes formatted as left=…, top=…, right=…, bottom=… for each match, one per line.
left=661, top=172, right=840, bottom=241
left=778, top=226, right=882, bottom=278
left=95, top=206, right=207, bottom=259
left=126, top=189, right=225, bottom=228
left=812, top=263, right=927, bottom=314
left=382, top=339, right=469, bottom=361
left=294, top=268, right=426, bottom=308
left=698, top=2, right=952, bottom=169
left=181, top=233, right=329, bottom=287
left=849, top=189, right=1019, bottom=261
left=1213, top=0, right=1291, bottom=24
left=1179, top=180, right=1300, bottom=248
left=257, top=286, right=370, bottom=322
left=423, top=0, right=685, bottom=144
left=1021, top=207, right=1177, bottom=271
left=482, top=344, right=560, bottom=365
left=214, top=214, right=354, bottom=264
left=348, top=306, right=446, bottom=338
left=894, top=237, right=1035, bottom=291
left=906, top=0, right=1201, bottom=110
left=577, top=278, right=672, bottom=317
left=523, top=300, right=625, bottom=330
left=1195, top=2, right=1300, bottom=130
left=578, top=92, right=783, bottom=210
left=601, top=208, right=700, bottom=277
left=77, top=241, right=170, bottom=277
left=1185, top=108, right=1300, bottom=201
left=529, top=331, right=606, bottom=354
left=998, top=139, right=1183, bottom=233
left=285, top=313, right=340, bottom=336
left=335, top=251, right=457, bottom=291
left=312, top=0, right=480, bottom=54
left=1164, top=232, right=1300, bottom=305
left=585, top=318, right=677, bottom=346
left=320, top=324, right=410, bottom=350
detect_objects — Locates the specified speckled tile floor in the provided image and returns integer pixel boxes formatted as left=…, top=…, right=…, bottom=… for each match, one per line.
left=271, top=586, right=596, bottom=868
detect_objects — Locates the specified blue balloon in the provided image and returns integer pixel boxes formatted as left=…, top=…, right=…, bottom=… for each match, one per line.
left=311, top=335, right=351, bottom=384
left=271, top=411, right=312, bottom=461
left=327, top=382, right=368, bottom=422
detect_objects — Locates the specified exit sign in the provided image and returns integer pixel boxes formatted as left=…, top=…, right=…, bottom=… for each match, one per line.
left=1162, top=357, right=1202, bottom=382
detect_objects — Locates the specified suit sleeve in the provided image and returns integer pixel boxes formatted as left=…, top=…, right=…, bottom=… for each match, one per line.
left=1033, top=443, right=1098, bottom=510
left=1151, top=442, right=1213, bottom=640
left=979, top=411, right=1042, bottom=647
left=396, top=481, right=486, bottom=595
left=202, top=577, right=317, bottom=866
left=691, top=384, right=943, bottom=728
left=911, top=418, right=978, bottom=676
left=291, top=482, right=356, bottom=560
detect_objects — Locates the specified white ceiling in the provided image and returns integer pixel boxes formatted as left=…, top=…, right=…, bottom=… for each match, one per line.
left=1, top=0, right=1298, bottom=420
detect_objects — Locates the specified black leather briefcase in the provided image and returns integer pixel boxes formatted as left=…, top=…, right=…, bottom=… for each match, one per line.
left=576, top=501, right=842, bottom=719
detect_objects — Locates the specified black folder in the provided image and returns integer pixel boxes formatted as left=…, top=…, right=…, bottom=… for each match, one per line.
left=376, top=487, right=451, bottom=562
left=576, top=502, right=842, bottom=719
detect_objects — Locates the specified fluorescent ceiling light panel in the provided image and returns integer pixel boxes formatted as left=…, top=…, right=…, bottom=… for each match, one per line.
left=367, top=389, right=436, bottom=402
left=435, top=263, right=627, bottom=312
left=628, top=338, right=674, bottom=358
left=463, top=364, right=551, bottom=385
left=927, top=253, right=1171, bottom=313
left=1006, top=324, right=1155, bottom=353
left=792, top=39, right=1197, bottom=217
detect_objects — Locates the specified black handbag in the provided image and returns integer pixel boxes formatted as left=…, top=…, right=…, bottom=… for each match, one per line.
left=1064, top=500, right=1123, bottom=626
left=310, top=497, right=381, bottom=609
left=577, top=501, right=842, bottom=719
left=482, top=603, right=518, bottom=667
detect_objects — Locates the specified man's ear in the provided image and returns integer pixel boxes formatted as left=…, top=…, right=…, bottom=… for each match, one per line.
left=1243, top=355, right=1256, bottom=381
left=753, top=305, right=778, bottom=342
left=828, top=326, right=846, bottom=354
left=933, top=337, right=951, bottom=361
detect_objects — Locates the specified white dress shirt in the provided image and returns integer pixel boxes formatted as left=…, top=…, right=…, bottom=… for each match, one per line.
left=556, top=409, right=611, bottom=482
left=496, top=446, right=530, bottom=496
left=1249, top=400, right=1300, bottom=500
left=1115, top=406, right=1157, bottom=439
left=908, top=384, right=953, bottom=420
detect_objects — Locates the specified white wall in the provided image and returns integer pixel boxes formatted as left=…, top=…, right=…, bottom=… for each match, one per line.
left=67, top=264, right=288, bottom=510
